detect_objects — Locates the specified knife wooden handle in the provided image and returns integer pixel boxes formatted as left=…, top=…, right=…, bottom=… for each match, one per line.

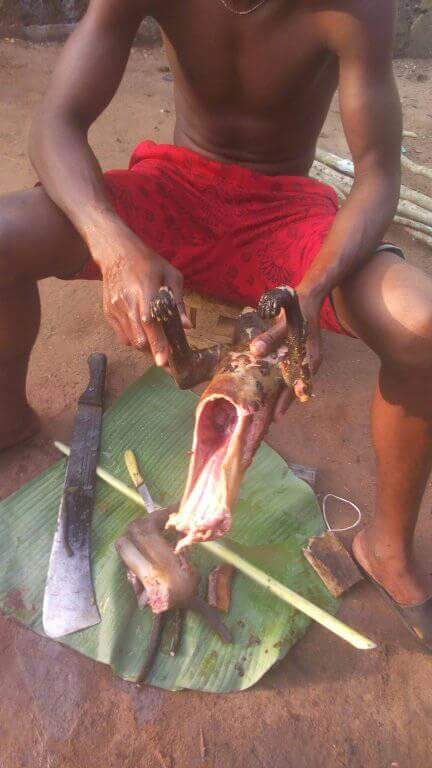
left=79, top=353, right=107, bottom=407
left=124, top=449, right=144, bottom=489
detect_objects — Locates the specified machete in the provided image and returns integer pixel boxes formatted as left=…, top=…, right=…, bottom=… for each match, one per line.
left=43, top=353, right=107, bottom=638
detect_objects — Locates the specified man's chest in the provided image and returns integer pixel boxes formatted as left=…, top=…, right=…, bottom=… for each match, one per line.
left=155, top=0, right=336, bottom=113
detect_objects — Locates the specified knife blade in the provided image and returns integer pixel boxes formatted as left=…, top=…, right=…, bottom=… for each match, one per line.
left=124, top=449, right=161, bottom=513
left=43, top=353, right=107, bottom=639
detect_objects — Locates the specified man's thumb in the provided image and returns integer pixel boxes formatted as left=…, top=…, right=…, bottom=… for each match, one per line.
left=251, top=320, right=286, bottom=356
left=307, top=330, right=322, bottom=374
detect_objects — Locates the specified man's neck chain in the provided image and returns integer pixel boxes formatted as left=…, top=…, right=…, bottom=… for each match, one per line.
left=216, top=0, right=269, bottom=16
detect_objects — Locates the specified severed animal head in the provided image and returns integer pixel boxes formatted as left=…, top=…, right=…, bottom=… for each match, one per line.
left=115, top=507, right=199, bottom=613
left=115, top=507, right=232, bottom=667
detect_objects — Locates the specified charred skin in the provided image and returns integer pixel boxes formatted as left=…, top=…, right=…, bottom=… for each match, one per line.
left=168, top=347, right=285, bottom=549
left=150, top=285, right=311, bottom=398
left=150, top=287, right=227, bottom=389
left=150, top=286, right=311, bottom=549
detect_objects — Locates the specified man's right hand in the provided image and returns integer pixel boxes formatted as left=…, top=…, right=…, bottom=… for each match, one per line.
left=89, top=219, right=190, bottom=366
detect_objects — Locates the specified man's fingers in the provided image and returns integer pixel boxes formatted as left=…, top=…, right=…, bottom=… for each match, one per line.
left=142, top=318, right=169, bottom=367
left=123, top=301, right=167, bottom=362
left=251, top=317, right=287, bottom=356
left=129, top=306, right=168, bottom=364
left=106, top=310, right=132, bottom=347
left=124, top=308, right=151, bottom=351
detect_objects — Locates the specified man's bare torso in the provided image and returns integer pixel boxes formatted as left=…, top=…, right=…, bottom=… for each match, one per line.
left=154, top=0, right=340, bottom=175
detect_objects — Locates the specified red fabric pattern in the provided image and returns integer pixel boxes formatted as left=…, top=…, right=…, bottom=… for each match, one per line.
left=75, top=140, right=344, bottom=334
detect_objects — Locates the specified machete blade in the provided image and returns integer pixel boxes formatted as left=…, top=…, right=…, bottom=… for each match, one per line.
left=43, top=354, right=107, bottom=638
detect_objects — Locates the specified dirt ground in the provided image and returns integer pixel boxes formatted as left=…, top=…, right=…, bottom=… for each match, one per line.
left=1, top=40, right=432, bottom=768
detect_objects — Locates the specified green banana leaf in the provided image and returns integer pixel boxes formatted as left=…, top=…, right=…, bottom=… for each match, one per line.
left=0, top=368, right=338, bottom=692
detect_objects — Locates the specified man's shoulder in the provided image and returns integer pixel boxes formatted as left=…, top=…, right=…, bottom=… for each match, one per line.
left=316, top=0, right=395, bottom=26
left=342, top=0, right=395, bottom=23
left=317, top=0, right=396, bottom=56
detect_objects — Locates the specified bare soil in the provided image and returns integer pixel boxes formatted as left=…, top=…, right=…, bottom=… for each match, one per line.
left=1, top=41, right=432, bottom=768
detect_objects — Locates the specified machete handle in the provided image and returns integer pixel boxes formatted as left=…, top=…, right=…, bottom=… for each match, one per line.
left=124, top=449, right=144, bottom=489
left=79, top=353, right=107, bottom=408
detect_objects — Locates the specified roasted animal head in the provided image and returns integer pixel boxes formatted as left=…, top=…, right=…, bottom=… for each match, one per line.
left=150, top=286, right=310, bottom=551
left=167, top=346, right=287, bottom=549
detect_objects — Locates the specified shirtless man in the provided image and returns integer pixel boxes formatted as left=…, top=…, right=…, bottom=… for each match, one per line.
left=1, top=0, right=432, bottom=642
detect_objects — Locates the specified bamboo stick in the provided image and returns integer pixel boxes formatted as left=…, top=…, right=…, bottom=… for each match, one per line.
left=400, top=185, right=432, bottom=214
left=316, top=147, right=354, bottom=177
left=397, top=199, right=432, bottom=228
left=55, top=441, right=148, bottom=509
left=203, top=540, right=376, bottom=650
left=394, top=217, right=432, bottom=236
left=54, top=440, right=377, bottom=651
left=313, top=168, right=432, bottom=229
left=403, top=228, right=432, bottom=248
left=310, top=167, right=347, bottom=202
left=401, top=155, right=432, bottom=182
left=316, top=147, right=432, bottom=213
left=310, top=161, right=350, bottom=203
left=311, top=161, right=351, bottom=192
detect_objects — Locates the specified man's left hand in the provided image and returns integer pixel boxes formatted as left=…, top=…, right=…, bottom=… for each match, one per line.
left=250, top=290, right=323, bottom=420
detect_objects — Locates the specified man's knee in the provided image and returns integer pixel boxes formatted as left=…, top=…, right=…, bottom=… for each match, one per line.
left=340, top=253, right=432, bottom=373
left=386, top=300, right=432, bottom=372
left=0, top=197, right=18, bottom=286
left=0, top=187, right=87, bottom=286
left=0, top=188, right=52, bottom=281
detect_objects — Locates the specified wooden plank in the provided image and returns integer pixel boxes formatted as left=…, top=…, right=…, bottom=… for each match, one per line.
left=184, top=291, right=241, bottom=347
left=303, top=532, right=364, bottom=598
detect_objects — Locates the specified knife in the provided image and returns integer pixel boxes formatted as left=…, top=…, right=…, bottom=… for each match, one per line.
left=124, top=449, right=161, bottom=514
left=43, top=353, right=107, bottom=639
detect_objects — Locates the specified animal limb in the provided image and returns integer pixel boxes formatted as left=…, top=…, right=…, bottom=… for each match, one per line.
left=150, top=287, right=226, bottom=388
left=258, top=286, right=312, bottom=401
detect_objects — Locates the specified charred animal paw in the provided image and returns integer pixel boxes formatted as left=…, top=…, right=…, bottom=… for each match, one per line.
left=258, top=287, right=312, bottom=401
left=150, top=286, right=177, bottom=323
left=258, top=286, right=297, bottom=321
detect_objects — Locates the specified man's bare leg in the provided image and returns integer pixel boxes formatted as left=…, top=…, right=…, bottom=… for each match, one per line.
left=0, top=187, right=89, bottom=451
left=333, top=251, right=432, bottom=606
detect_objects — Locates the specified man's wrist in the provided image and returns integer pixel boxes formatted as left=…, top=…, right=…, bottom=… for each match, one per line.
left=296, top=278, right=329, bottom=310
left=78, top=208, right=131, bottom=269
left=78, top=205, right=121, bottom=244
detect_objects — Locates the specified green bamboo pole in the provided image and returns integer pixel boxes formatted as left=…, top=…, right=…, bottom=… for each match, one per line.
left=54, top=441, right=377, bottom=651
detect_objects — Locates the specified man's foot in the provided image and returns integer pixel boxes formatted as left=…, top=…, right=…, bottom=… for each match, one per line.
left=0, top=406, right=40, bottom=453
left=352, top=528, right=432, bottom=606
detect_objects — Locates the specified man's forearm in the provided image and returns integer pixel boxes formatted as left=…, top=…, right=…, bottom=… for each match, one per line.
left=299, top=172, right=400, bottom=302
left=27, top=0, right=145, bottom=262
left=29, top=115, right=121, bottom=260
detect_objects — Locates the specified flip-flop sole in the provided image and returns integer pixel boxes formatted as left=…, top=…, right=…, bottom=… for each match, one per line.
left=352, top=555, right=432, bottom=651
